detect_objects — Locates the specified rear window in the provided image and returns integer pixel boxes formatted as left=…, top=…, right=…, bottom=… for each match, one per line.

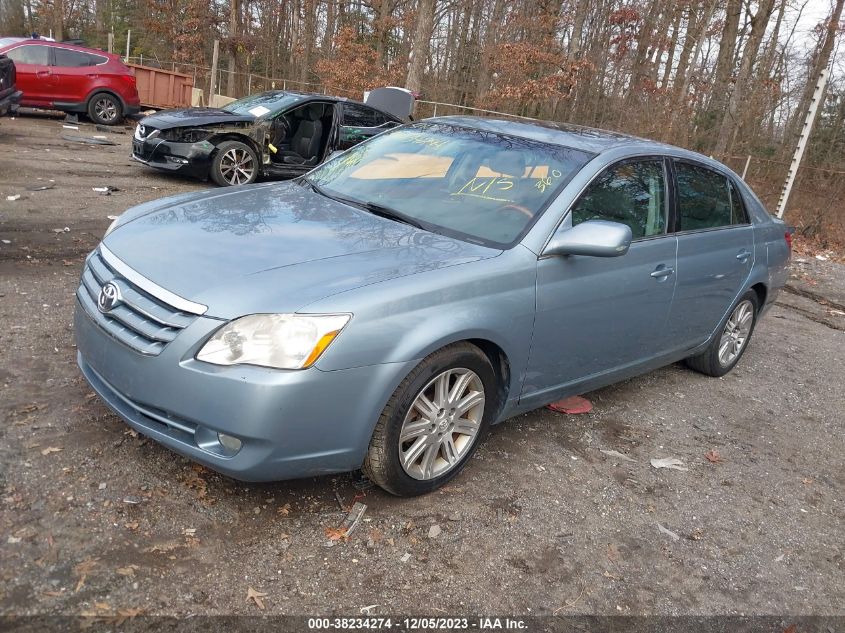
left=6, top=44, right=49, bottom=65
left=675, top=162, right=748, bottom=231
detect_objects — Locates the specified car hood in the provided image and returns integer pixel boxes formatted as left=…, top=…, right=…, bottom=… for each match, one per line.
left=102, top=182, right=499, bottom=319
left=140, top=107, right=255, bottom=130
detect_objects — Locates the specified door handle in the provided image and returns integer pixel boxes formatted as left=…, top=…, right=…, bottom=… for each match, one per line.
left=736, top=250, right=751, bottom=263
left=650, top=266, right=674, bottom=278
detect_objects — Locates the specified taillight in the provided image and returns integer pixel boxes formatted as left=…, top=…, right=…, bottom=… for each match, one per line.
left=784, top=231, right=792, bottom=250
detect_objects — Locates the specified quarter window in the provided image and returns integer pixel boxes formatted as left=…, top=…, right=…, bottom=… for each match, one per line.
left=675, top=162, right=747, bottom=230
left=54, top=48, right=103, bottom=67
left=6, top=45, right=50, bottom=65
left=570, top=159, right=666, bottom=239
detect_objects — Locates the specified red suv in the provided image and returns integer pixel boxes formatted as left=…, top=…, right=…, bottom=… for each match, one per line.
left=0, top=38, right=140, bottom=125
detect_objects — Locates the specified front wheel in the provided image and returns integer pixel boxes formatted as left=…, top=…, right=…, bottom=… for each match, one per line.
left=363, top=343, right=497, bottom=496
left=87, top=92, right=123, bottom=125
left=685, top=290, right=759, bottom=377
left=210, top=140, right=259, bottom=186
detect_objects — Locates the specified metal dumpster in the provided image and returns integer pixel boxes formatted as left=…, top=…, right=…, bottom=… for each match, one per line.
left=128, top=64, right=194, bottom=110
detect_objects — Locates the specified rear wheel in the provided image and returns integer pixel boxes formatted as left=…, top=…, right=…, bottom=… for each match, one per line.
left=87, top=92, right=123, bottom=125
left=211, top=141, right=259, bottom=186
left=685, top=290, right=759, bottom=377
left=364, top=343, right=496, bottom=496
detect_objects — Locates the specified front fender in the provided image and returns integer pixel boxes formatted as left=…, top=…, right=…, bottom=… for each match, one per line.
left=307, top=246, right=538, bottom=410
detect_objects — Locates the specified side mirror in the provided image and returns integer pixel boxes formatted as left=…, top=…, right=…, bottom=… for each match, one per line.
left=543, top=220, right=633, bottom=258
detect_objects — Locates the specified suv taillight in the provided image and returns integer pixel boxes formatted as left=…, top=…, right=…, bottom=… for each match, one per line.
left=784, top=231, right=793, bottom=250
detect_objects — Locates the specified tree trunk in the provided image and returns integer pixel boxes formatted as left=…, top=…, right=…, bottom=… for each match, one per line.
left=405, top=0, right=436, bottom=94
left=785, top=0, right=844, bottom=144
left=227, top=0, right=240, bottom=96
left=713, top=0, right=777, bottom=156
left=706, top=0, right=741, bottom=124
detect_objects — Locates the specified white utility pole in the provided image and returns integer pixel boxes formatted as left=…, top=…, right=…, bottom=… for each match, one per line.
left=125, top=29, right=131, bottom=62
left=208, top=40, right=220, bottom=105
left=776, top=67, right=829, bottom=218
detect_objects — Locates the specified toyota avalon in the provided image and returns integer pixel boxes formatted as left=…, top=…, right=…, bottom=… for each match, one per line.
left=74, top=117, right=791, bottom=496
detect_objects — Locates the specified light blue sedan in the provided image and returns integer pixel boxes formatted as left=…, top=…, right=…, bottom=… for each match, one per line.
left=74, top=117, right=791, bottom=496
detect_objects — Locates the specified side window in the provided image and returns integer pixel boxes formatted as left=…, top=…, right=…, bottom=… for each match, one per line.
left=343, top=103, right=379, bottom=127
left=54, top=48, right=95, bottom=67
left=570, top=159, right=666, bottom=240
left=675, top=162, right=745, bottom=230
left=6, top=45, right=50, bottom=65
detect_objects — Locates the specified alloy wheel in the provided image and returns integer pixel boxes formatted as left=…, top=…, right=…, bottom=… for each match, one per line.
left=398, top=368, right=485, bottom=480
left=718, top=299, right=754, bottom=366
left=219, top=148, right=255, bottom=185
left=94, top=97, right=118, bottom=122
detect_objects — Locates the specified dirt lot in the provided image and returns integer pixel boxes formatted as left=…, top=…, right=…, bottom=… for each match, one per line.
left=1, top=115, right=844, bottom=621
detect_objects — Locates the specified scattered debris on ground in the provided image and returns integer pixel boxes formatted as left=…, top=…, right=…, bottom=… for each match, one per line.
left=650, top=457, right=689, bottom=471
left=547, top=395, right=593, bottom=414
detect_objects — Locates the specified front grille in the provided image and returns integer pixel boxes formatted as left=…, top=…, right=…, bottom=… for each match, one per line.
left=77, top=250, right=196, bottom=355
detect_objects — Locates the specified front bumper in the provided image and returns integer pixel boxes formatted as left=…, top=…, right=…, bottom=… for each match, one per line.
left=131, top=136, right=214, bottom=180
left=0, top=90, right=22, bottom=116
left=75, top=300, right=415, bottom=481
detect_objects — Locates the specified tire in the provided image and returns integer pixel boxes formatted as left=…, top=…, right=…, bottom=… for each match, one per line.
left=363, top=343, right=497, bottom=497
left=210, top=140, right=259, bottom=187
left=685, top=289, right=759, bottom=377
left=87, top=92, right=123, bottom=125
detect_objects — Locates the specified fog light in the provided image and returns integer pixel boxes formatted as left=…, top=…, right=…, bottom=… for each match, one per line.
left=165, top=155, right=189, bottom=164
left=217, top=432, right=242, bottom=453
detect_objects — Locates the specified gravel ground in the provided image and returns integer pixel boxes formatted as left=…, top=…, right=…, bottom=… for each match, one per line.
left=1, top=115, right=843, bottom=620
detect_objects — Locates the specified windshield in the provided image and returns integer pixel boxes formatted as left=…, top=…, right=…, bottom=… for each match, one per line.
left=306, top=123, right=594, bottom=247
left=222, top=91, right=305, bottom=118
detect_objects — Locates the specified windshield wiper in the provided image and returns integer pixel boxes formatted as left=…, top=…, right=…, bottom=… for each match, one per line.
left=356, top=201, right=426, bottom=230
left=302, top=178, right=426, bottom=230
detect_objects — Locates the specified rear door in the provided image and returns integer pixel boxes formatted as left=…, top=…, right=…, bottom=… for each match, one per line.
left=51, top=47, right=106, bottom=106
left=339, top=103, right=400, bottom=150
left=3, top=44, right=52, bottom=105
left=523, top=158, right=678, bottom=397
left=664, top=160, right=754, bottom=351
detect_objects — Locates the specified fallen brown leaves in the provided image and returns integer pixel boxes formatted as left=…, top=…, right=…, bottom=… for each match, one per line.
left=115, top=564, right=139, bottom=578
left=74, top=559, right=98, bottom=592
left=325, top=526, right=349, bottom=542
left=704, top=450, right=723, bottom=464
left=246, top=586, right=268, bottom=610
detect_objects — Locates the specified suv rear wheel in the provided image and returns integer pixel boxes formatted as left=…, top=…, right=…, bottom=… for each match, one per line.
left=87, top=92, right=123, bottom=125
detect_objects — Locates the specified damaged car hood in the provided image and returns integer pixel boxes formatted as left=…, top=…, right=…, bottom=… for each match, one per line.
left=101, top=182, right=498, bottom=319
left=139, top=107, right=255, bottom=130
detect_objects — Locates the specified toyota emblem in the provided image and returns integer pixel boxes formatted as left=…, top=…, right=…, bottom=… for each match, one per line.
left=97, top=281, right=121, bottom=313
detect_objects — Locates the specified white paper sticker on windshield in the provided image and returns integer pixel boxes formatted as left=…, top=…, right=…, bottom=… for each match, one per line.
left=248, top=105, right=270, bottom=117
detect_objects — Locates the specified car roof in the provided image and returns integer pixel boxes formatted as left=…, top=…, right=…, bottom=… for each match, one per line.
left=0, top=38, right=112, bottom=58
left=425, top=115, right=707, bottom=159
left=257, top=90, right=404, bottom=121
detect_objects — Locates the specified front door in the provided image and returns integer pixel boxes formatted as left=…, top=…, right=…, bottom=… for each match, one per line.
left=664, top=160, right=755, bottom=351
left=4, top=43, right=53, bottom=105
left=523, top=158, right=678, bottom=400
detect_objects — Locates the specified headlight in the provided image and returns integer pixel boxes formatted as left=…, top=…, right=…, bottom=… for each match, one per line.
left=196, top=313, right=351, bottom=370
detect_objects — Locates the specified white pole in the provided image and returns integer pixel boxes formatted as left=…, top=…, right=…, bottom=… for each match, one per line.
left=208, top=40, right=220, bottom=105
left=741, top=155, right=751, bottom=180
left=776, top=68, right=829, bottom=219
left=108, top=32, right=114, bottom=54
left=125, top=29, right=131, bottom=62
